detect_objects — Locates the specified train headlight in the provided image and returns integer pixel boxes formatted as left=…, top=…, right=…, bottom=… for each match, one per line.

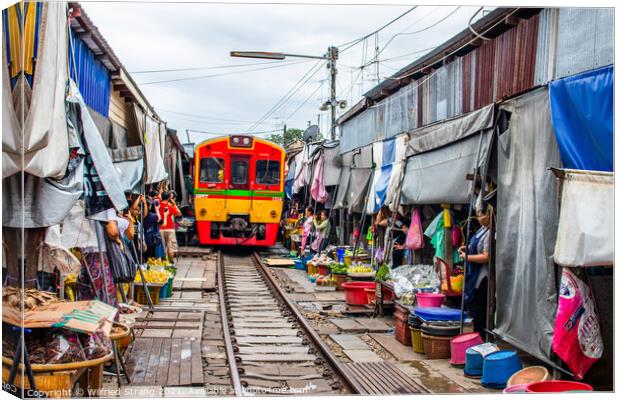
left=200, top=208, right=207, bottom=215
left=242, top=137, right=251, bottom=145
left=270, top=210, right=277, bottom=218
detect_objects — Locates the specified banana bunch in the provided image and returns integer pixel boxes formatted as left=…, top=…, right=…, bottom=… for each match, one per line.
left=348, top=265, right=374, bottom=274
left=147, top=258, right=171, bottom=267
left=135, top=269, right=171, bottom=284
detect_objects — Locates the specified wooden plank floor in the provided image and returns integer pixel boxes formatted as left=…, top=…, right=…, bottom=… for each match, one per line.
left=133, top=311, right=204, bottom=339
left=172, top=255, right=216, bottom=291
left=125, top=337, right=203, bottom=386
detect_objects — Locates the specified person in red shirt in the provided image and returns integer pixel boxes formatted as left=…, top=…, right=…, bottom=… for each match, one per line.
left=159, top=191, right=182, bottom=262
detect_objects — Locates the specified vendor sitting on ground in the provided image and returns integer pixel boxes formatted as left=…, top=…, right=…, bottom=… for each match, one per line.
left=458, top=203, right=492, bottom=334
left=311, top=209, right=330, bottom=253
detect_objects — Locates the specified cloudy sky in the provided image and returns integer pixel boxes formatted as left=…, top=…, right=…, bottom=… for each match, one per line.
left=83, top=2, right=490, bottom=144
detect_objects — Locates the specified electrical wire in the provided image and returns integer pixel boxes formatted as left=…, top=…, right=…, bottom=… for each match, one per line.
left=338, top=6, right=418, bottom=53
left=187, top=127, right=283, bottom=136
left=284, top=82, right=322, bottom=122
left=366, top=6, right=462, bottom=68
left=385, top=8, right=519, bottom=81
left=130, top=59, right=304, bottom=74
left=156, top=108, right=260, bottom=123
left=468, top=7, right=492, bottom=41
left=138, top=59, right=312, bottom=85
left=245, top=60, right=326, bottom=133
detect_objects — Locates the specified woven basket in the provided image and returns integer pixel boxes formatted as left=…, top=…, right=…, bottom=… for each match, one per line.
left=421, top=333, right=452, bottom=359
left=410, top=327, right=425, bottom=354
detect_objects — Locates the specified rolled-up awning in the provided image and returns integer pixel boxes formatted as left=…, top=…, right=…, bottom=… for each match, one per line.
left=400, top=130, right=493, bottom=205
left=553, top=169, right=613, bottom=267
left=322, top=142, right=342, bottom=186
left=347, top=168, right=372, bottom=213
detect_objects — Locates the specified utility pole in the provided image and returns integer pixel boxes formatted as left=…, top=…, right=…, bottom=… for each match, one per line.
left=328, top=46, right=338, bottom=141
left=230, top=47, right=341, bottom=140
left=283, top=123, right=287, bottom=146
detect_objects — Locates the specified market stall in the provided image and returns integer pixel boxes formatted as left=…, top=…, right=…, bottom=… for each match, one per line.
left=2, top=290, right=117, bottom=397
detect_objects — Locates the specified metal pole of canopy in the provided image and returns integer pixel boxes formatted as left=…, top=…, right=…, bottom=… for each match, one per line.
left=459, top=131, right=485, bottom=335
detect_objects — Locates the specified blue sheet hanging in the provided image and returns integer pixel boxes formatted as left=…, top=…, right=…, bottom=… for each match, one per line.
left=549, top=65, right=613, bottom=171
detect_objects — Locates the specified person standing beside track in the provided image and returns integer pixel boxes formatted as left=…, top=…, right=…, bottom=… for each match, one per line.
left=158, top=191, right=182, bottom=263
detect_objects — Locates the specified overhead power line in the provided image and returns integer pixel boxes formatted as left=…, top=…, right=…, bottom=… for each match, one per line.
left=338, top=6, right=418, bottom=53
left=188, top=128, right=283, bottom=136
left=130, top=59, right=303, bottom=74
left=367, top=6, right=462, bottom=67
left=245, top=60, right=326, bottom=133
left=138, top=59, right=312, bottom=85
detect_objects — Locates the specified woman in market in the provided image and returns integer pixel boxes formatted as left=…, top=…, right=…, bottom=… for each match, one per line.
left=143, top=200, right=167, bottom=259
left=376, top=206, right=409, bottom=268
left=300, top=206, right=315, bottom=256
left=76, top=208, right=124, bottom=308
left=311, top=209, right=331, bottom=253
left=458, top=203, right=492, bottom=334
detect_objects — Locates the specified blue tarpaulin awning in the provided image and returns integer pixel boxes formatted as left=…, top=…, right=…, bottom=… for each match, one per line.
left=549, top=65, right=613, bottom=172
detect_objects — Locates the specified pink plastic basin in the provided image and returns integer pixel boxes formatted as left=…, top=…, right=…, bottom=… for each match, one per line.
left=526, top=380, right=593, bottom=393
left=503, top=384, right=529, bottom=393
left=342, top=282, right=376, bottom=305
left=416, top=292, right=445, bottom=307
left=449, top=332, right=483, bottom=365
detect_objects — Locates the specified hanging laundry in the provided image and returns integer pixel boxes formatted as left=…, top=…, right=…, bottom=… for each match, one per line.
left=310, top=153, right=328, bottom=203
left=424, top=211, right=460, bottom=264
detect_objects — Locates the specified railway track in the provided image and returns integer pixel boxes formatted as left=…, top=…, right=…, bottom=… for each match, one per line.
left=217, top=250, right=364, bottom=396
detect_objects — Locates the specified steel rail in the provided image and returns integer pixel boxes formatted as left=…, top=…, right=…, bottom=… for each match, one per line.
left=217, top=251, right=244, bottom=396
left=250, top=252, right=366, bottom=394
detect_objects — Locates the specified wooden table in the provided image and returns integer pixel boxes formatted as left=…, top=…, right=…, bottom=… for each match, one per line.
left=2, top=353, right=112, bottom=398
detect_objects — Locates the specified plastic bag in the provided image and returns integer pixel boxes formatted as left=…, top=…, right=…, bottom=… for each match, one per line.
left=46, top=330, right=86, bottom=364
left=81, top=330, right=112, bottom=360
left=552, top=268, right=603, bottom=379
left=405, top=208, right=425, bottom=250
left=388, top=264, right=439, bottom=297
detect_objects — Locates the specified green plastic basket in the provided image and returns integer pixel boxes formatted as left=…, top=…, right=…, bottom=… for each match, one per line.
left=166, top=275, right=174, bottom=297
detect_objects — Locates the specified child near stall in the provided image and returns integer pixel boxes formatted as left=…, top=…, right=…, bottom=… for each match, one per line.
left=300, top=206, right=315, bottom=256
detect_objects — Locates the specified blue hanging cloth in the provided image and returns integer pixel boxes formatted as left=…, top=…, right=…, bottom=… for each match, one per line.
left=549, top=65, right=614, bottom=171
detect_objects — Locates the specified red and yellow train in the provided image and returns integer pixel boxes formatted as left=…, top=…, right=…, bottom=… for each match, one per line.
left=193, top=135, right=285, bottom=246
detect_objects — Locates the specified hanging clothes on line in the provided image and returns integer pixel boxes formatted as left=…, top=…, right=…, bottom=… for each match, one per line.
left=310, top=153, right=328, bottom=203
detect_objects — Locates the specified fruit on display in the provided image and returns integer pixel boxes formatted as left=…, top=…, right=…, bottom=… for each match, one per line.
left=375, top=264, right=390, bottom=281
left=2, top=286, right=58, bottom=310
left=147, top=257, right=172, bottom=268
left=310, top=254, right=333, bottom=266
left=314, top=275, right=337, bottom=286
left=330, top=263, right=349, bottom=275
left=134, top=269, right=171, bottom=284
left=348, top=265, right=374, bottom=274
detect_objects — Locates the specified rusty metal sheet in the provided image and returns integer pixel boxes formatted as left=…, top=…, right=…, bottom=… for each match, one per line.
left=494, top=13, right=539, bottom=100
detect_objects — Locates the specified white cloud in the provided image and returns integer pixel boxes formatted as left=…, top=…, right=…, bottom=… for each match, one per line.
left=83, top=2, right=486, bottom=143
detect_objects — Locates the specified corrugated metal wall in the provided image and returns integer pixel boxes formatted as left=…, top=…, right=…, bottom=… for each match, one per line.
left=339, top=8, right=613, bottom=155
left=494, top=13, right=539, bottom=100
left=69, top=32, right=111, bottom=116
left=554, top=8, right=614, bottom=80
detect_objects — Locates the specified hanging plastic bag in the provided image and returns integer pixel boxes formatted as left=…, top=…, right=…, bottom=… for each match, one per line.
left=452, top=225, right=462, bottom=247
left=81, top=330, right=112, bottom=360
left=405, top=208, right=425, bottom=250
left=552, top=268, right=603, bottom=379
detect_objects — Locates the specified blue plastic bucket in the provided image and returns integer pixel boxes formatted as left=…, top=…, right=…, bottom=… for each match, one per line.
left=481, top=350, right=522, bottom=389
left=337, top=248, right=345, bottom=263
left=294, top=259, right=306, bottom=270
left=464, top=347, right=484, bottom=377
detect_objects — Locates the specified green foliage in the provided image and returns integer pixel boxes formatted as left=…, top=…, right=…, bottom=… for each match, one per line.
left=266, top=128, right=304, bottom=146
